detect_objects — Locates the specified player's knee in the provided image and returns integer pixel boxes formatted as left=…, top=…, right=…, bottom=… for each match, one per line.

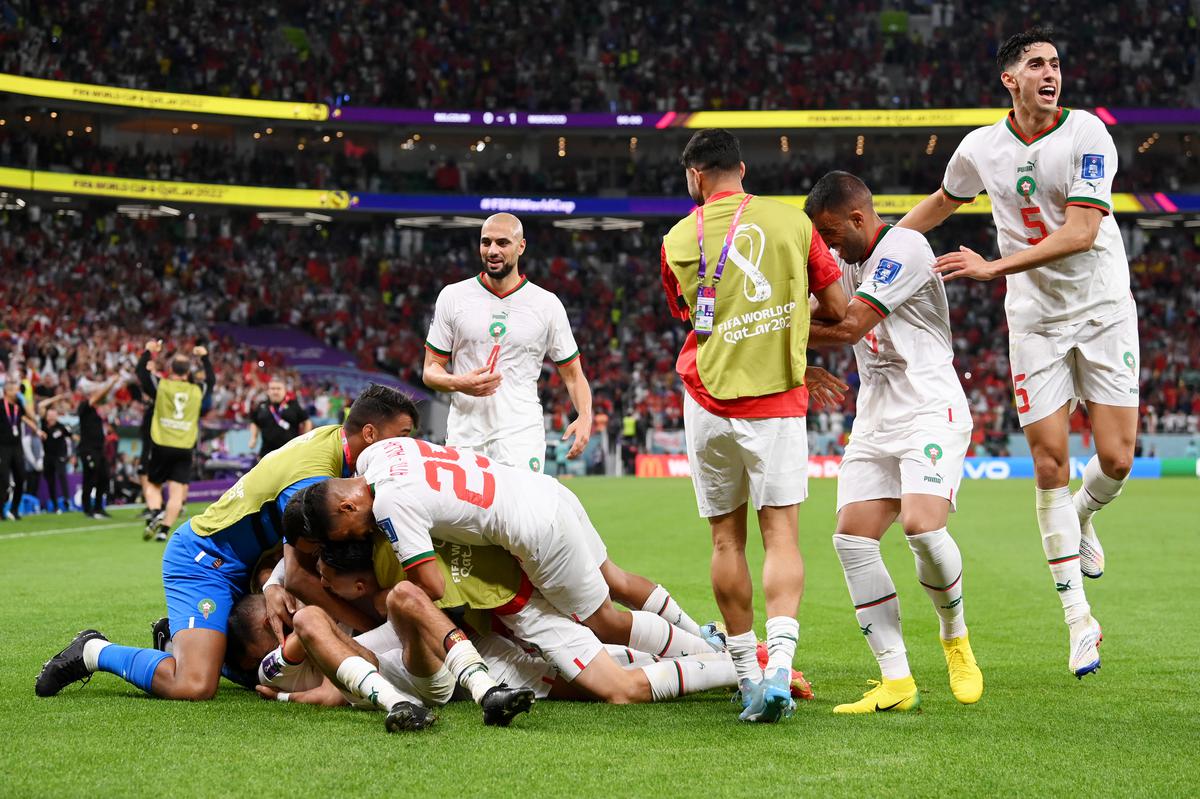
left=1032, top=451, right=1069, bottom=486
left=1099, top=451, right=1133, bottom=480
left=172, top=673, right=219, bottom=701
left=385, top=580, right=428, bottom=619
left=291, top=605, right=329, bottom=638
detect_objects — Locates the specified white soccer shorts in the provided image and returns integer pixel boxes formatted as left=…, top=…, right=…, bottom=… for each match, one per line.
left=836, top=422, right=972, bottom=512
left=448, top=428, right=547, bottom=472
left=1009, top=301, right=1140, bottom=427
left=683, top=392, right=809, bottom=518
left=494, top=592, right=606, bottom=681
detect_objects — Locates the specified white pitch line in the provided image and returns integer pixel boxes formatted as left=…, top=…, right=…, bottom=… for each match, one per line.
left=0, top=521, right=137, bottom=541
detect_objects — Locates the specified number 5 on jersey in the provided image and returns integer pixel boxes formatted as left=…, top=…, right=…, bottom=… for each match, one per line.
left=416, top=440, right=496, bottom=509
left=1020, top=207, right=1048, bottom=245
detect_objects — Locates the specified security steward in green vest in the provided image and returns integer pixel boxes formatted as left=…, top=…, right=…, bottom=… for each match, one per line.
left=137, top=340, right=215, bottom=542
left=34, top=385, right=419, bottom=703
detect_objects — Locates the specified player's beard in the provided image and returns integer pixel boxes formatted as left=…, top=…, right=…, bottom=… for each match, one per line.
left=483, top=258, right=516, bottom=280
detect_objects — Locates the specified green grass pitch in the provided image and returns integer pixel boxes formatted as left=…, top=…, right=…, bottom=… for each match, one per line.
left=0, top=478, right=1196, bottom=797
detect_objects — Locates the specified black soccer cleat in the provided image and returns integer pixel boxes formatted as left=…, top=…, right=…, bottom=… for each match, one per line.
left=151, top=617, right=172, bottom=652
left=480, top=684, right=536, bottom=727
left=384, top=701, right=436, bottom=732
left=35, top=629, right=108, bottom=697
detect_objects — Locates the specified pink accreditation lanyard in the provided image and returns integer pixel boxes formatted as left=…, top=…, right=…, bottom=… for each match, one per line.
left=693, top=193, right=753, bottom=335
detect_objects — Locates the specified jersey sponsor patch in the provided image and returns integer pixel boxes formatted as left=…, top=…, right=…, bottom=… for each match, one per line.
left=377, top=516, right=398, bottom=544
left=1081, top=154, right=1104, bottom=180
left=872, top=258, right=903, bottom=285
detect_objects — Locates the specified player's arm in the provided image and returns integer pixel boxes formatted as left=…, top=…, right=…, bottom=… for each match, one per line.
left=808, top=301, right=882, bottom=347
left=422, top=348, right=501, bottom=397
left=898, top=189, right=964, bottom=233
left=197, top=346, right=215, bottom=398
left=557, top=356, right=592, bottom=458
left=36, top=392, right=68, bottom=414
left=88, top=376, right=118, bottom=407
left=934, top=205, right=1104, bottom=282
left=247, top=421, right=260, bottom=451
left=405, top=558, right=446, bottom=602
left=136, top=342, right=160, bottom=396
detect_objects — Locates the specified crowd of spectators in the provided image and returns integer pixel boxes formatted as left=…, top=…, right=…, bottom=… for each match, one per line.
left=2, top=1, right=1194, bottom=113
left=2, top=206, right=1196, bottom=464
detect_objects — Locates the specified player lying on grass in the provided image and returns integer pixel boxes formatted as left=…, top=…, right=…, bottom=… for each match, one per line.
left=287, top=438, right=722, bottom=683
left=804, top=171, right=984, bottom=714
left=35, top=386, right=418, bottom=702
left=243, top=539, right=774, bottom=722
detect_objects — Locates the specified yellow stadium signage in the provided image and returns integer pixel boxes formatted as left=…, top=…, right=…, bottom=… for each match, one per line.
left=0, top=74, right=328, bottom=121
left=0, top=169, right=350, bottom=209
left=687, top=108, right=1010, bottom=129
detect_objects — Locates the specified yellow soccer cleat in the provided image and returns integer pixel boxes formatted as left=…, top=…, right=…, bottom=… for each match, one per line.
left=833, top=676, right=920, bottom=714
left=941, top=633, right=984, bottom=704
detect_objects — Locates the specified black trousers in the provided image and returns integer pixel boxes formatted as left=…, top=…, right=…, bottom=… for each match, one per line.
left=0, top=443, right=26, bottom=514
left=80, top=451, right=109, bottom=513
left=42, top=457, right=69, bottom=508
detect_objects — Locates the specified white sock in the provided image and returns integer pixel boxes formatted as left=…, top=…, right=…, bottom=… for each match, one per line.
left=725, top=630, right=762, bottom=684
left=642, top=654, right=738, bottom=701
left=627, top=611, right=714, bottom=657
left=605, top=645, right=658, bottom=668
left=443, top=640, right=498, bottom=704
left=1073, top=455, right=1127, bottom=525
left=641, top=585, right=703, bottom=636
left=833, top=533, right=909, bottom=680
left=764, top=616, right=799, bottom=675
left=907, top=527, right=967, bottom=640
left=1036, top=487, right=1090, bottom=625
left=82, top=638, right=111, bottom=672
left=334, top=656, right=409, bottom=711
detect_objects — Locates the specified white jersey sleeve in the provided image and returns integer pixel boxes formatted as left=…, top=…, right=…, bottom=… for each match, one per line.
left=941, top=130, right=986, bottom=203
left=1066, top=114, right=1117, bottom=216
left=853, top=234, right=934, bottom=319
left=546, top=296, right=580, bottom=366
left=425, top=286, right=456, bottom=357
left=372, top=479, right=438, bottom=571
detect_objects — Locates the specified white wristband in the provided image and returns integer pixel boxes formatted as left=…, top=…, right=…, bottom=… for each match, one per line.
left=276, top=692, right=290, bottom=703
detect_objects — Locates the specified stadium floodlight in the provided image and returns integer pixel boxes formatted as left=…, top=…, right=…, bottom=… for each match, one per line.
left=303, top=212, right=333, bottom=222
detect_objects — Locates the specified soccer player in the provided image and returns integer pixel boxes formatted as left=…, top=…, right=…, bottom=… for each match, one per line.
left=899, top=28, right=1134, bottom=677
left=34, top=386, right=418, bottom=703
left=287, top=438, right=720, bottom=682
left=75, top=376, right=118, bottom=519
left=248, top=378, right=313, bottom=459
left=422, top=212, right=590, bottom=473
left=804, top=172, right=983, bottom=713
left=661, top=128, right=848, bottom=721
left=137, top=341, right=215, bottom=541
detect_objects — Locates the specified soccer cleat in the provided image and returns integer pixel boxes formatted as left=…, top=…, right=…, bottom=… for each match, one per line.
left=790, top=669, right=815, bottom=701
left=739, top=668, right=795, bottom=723
left=480, top=685, right=535, bottom=727
left=151, top=617, right=172, bottom=653
left=1079, top=519, right=1105, bottom=579
left=733, top=677, right=756, bottom=713
left=940, top=633, right=983, bottom=704
left=699, top=621, right=727, bottom=652
left=1068, top=616, right=1102, bottom=678
left=35, top=629, right=107, bottom=697
left=384, top=701, right=436, bottom=732
left=833, top=676, right=920, bottom=714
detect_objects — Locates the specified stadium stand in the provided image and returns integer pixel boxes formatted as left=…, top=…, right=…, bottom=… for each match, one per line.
left=2, top=1, right=1195, bottom=111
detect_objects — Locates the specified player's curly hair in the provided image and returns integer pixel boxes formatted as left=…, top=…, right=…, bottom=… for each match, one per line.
left=282, top=481, right=333, bottom=543
left=319, top=538, right=376, bottom=573
left=997, top=27, right=1056, bottom=71
left=344, top=384, right=420, bottom=435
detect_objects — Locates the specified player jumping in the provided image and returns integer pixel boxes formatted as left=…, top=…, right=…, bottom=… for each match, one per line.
left=900, top=28, right=1137, bottom=678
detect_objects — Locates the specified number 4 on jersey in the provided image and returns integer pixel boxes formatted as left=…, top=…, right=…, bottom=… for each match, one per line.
left=416, top=440, right=496, bottom=509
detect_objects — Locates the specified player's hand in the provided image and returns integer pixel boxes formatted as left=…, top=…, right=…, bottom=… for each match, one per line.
left=145, top=339, right=163, bottom=354
left=805, top=366, right=848, bottom=410
left=193, top=345, right=208, bottom=357
left=37, top=430, right=47, bottom=440
left=564, top=415, right=592, bottom=458
left=455, top=366, right=502, bottom=397
left=255, top=685, right=284, bottom=701
left=263, top=584, right=298, bottom=646
left=933, top=246, right=998, bottom=282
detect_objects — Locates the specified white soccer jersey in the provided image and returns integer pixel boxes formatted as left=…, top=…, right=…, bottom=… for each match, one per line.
left=425, top=274, right=580, bottom=446
left=356, top=437, right=561, bottom=570
left=838, top=224, right=970, bottom=433
left=942, top=108, right=1131, bottom=333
